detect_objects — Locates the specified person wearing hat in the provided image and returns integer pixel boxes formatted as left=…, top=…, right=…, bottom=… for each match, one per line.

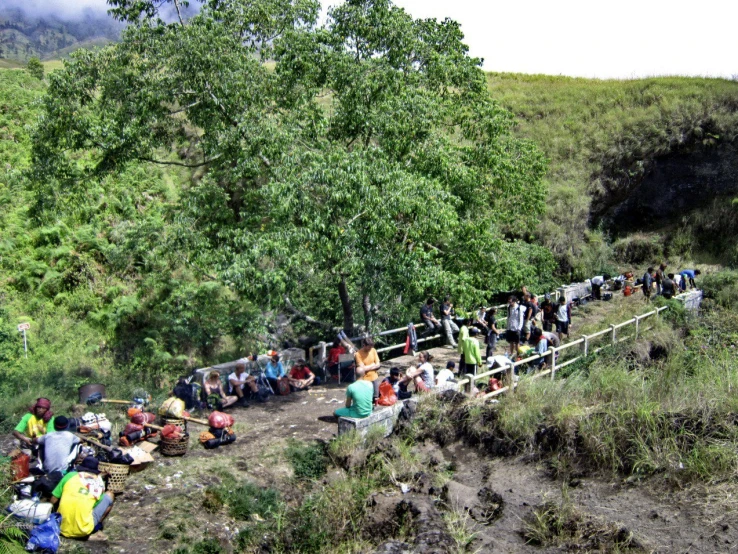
left=288, top=359, right=318, bottom=391
left=265, top=353, right=287, bottom=393
left=13, top=397, right=55, bottom=447
left=51, top=456, right=114, bottom=539
left=35, top=416, right=81, bottom=475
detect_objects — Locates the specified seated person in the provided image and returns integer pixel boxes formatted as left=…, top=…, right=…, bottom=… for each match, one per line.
left=355, top=337, right=381, bottom=398
left=405, top=351, right=435, bottom=392
left=289, top=359, right=317, bottom=391
left=36, top=416, right=80, bottom=476
left=436, top=361, right=457, bottom=389
left=265, top=353, right=287, bottom=393
left=228, top=361, right=259, bottom=405
left=334, top=368, right=374, bottom=419
left=51, top=456, right=114, bottom=540
left=529, top=328, right=549, bottom=371
left=203, top=371, right=238, bottom=409
left=382, top=367, right=411, bottom=400
left=326, top=338, right=346, bottom=377
left=13, top=398, right=55, bottom=453
left=172, top=377, right=198, bottom=410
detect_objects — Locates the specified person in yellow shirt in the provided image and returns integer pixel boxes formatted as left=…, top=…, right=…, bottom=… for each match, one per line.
left=355, top=337, right=381, bottom=399
left=13, top=398, right=55, bottom=448
left=51, top=456, right=114, bottom=540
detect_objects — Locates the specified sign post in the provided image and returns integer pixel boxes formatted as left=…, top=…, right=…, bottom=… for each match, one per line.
left=17, top=323, right=30, bottom=358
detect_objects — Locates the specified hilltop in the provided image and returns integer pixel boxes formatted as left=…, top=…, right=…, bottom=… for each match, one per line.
left=487, top=73, right=738, bottom=275
left=0, top=7, right=121, bottom=62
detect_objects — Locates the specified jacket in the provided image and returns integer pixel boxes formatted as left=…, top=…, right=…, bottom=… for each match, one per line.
left=458, top=327, right=482, bottom=366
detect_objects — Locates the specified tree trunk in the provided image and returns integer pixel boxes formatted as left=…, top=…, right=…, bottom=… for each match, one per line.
left=362, top=293, right=372, bottom=331
left=338, top=277, right=354, bottom=335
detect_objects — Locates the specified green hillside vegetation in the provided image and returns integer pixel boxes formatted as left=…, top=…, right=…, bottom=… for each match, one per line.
left=487, top=73, right=738, bottom=275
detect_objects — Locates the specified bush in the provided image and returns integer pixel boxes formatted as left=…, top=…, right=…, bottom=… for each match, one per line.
left=206, top=477, right=281, bottom=521
left=285, top=439, right=328, bottom=481
left=612, top=233, right=664, bottom=265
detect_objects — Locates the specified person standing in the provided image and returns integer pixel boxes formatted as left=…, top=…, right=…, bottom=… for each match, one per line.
left=680, top=269, right=701, bottom=290
left=484, top=307, right=499, bottom=358
left=520, top=294, right=534, bottom=343
left=590, top=275, right=609, bottom=300
left=355, top=337, right=381, bottom=399
left=555, top=296, right=571, bottom=341
left=655, top=263, right=667, bottom=296
left=541, top=295, right=556, bottom=332
left=661, top=273, right=677, bottom=299
left=505, top=296, right=524, bottom=357
left=440, top=296, right=459, bottom=348
left=642, top=267, right=654, bottom=303
left=458, top=319, right=482, bottom=375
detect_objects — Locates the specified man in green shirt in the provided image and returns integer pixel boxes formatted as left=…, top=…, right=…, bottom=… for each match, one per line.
left=51, top=456, right=114, bottom=540
left=334, top=368, right=374, bottom=419
left=13, top=398, right=55, bottom=450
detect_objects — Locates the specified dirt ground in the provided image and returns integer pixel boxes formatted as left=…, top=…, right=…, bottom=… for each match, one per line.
left=5, top=289, right=727, bottom=553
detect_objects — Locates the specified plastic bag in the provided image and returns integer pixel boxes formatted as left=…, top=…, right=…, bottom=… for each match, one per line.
left=159, top=397, right=185, bottom=418
left=377, top=381, right=397, bottom=406
left=26, top=512, right=61, bottom=553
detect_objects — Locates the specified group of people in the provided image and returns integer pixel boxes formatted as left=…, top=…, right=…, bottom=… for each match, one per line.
left=200, top=355, right=319, bottom=409
left=641, top=264, right=700, bottom=302
left=12, top=398, right=114, bottom=541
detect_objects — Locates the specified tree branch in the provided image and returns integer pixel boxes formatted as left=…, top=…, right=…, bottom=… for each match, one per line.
left=137, top=155, right=221, bottom=168
left=173, top=0, right=185, bottom=25
left=283, top=295, right=338, bottom=332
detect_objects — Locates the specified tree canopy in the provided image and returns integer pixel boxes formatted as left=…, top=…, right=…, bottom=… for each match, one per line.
left=32, top=0, right=552, bottom=334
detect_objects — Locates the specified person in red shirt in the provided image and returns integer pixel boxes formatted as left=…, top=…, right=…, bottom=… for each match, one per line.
left=327, top=339, right=346, bottom=380
left=289, top=359, right=317, bottom=391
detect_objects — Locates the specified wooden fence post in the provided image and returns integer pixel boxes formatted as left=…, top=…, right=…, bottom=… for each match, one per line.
left=582, top=335, right=589, bottom=357
left=610, top=324, right=616, bottom=345
left=507, top=363, right=515, bottom=394
left=550, top=349, right=557, bottom=380
left=634, top=315, right=640, bottom=339
left=465, top=374, right=475, bottom=395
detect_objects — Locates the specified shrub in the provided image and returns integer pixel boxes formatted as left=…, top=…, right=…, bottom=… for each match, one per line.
left=285, top=439, right=328, bottom=481
left=612, top=233, right=664, bottom=265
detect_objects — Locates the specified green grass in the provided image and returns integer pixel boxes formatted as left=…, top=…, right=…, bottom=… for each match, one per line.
left=487, top=73, right=738, bottom=275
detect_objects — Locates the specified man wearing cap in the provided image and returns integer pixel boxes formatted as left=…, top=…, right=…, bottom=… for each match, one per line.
left=51, top=456, right=114, bottom=540
left=13, top=398, right=55, bottom=448
left=36, top=416, right=80, bottom=475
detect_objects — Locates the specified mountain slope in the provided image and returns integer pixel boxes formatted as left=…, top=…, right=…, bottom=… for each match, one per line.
left=0, top=7, right=121, bottom=61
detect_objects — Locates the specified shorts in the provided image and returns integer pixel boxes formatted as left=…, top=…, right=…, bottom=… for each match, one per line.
left=542, top=320, right=554, bottom=332
left=522, top=321, right=532, bottom=335
left=93, top=493, right=113, bottom=528
left=556, top=321, right=569, bottom=335
left=505, top=330, right=520, bottom=344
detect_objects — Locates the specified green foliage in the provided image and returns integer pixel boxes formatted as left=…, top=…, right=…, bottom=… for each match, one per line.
left=285, top=439, right=328, bottom=481
left=206, top=476, right=281, bottom=521
left=25, top=58, right=44, bottom=80
left=700, top=270, right=738, bottom=308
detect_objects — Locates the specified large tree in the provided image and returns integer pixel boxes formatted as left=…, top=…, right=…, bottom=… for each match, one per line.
left=31, top=0, right=552, bottom=334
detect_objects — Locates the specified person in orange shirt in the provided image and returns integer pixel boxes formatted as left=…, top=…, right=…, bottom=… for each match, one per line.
left=355, top=337, right=381, bottom=399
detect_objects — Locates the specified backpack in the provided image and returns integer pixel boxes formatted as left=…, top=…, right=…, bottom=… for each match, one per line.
left=377, top=381, right=398, bottom=406
left=276, top=378, right=291, bottom=396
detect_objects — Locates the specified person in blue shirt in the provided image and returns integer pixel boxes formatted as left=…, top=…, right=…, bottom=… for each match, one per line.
left=679, top=269, right=701, bottom=291
left=265, top=354, right=286, bottom=393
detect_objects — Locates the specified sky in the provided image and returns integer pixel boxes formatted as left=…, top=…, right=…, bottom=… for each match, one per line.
left=6, top=0, right=736, bottom=79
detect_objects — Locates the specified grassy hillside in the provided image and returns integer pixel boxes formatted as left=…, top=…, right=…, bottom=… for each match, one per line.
left=487, top=73, right=738, bottom=274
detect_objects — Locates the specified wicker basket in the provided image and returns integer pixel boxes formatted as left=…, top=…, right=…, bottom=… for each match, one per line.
left=161, top=434, right=189, bottom=457
left=98, top=462, right=130, bottom=493
left=161, top=417, right=187, bottom=432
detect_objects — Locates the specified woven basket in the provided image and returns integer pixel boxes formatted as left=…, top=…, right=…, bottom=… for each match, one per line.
left=161, top=417, right=187, bottom=432
left=161, top=434, right=189, bottom=457
left=98, top=462, right=130, bottom=493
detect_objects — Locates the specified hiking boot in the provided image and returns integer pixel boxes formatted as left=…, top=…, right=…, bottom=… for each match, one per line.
left=237, top=397, right=250, bottom=408
left=88, top=532, right=108, bottom=542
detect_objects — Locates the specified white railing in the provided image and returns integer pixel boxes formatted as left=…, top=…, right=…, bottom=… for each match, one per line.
left=456, top=295, right=694, bottom=400
left=307, top=277, right=624, bottom=365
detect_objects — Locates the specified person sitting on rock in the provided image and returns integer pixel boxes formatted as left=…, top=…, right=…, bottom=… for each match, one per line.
left=405, top=351, right=435, bottom=392
left=228, top=361, right=259, bottom=406
left=13, top=398, right=55, bottom=453
left=51, top=456, right=114, bottom=541
left=382, top=367, right=412, bottom=400
left=204, top=371, right=237, bottom=409
left=334, top=368, right=374, bottom=419
left=289, top=359, right=317, bottom=391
